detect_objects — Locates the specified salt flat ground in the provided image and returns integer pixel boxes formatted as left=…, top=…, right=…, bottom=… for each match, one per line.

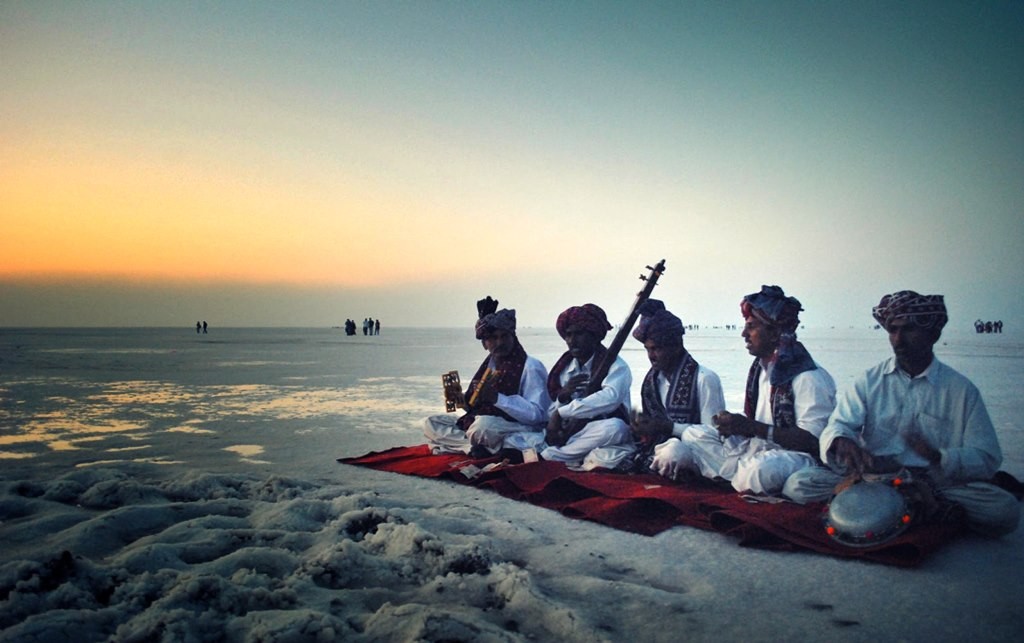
left=0, top=327, right=1021, bottom=642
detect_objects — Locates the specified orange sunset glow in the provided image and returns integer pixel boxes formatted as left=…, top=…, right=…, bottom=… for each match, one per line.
left=2, top=3, right=1021, bottom=328
left=3, top=144, right=493, bottom=287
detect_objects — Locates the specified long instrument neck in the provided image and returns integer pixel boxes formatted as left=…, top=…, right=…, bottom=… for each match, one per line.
left=583, top=259, right=665, bottom=396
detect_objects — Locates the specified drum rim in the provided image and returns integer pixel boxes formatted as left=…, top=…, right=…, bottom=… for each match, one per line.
left=824, top=480, right=915, bottom=548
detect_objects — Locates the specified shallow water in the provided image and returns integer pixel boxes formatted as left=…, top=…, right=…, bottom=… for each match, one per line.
left=1, top=326, right=1021, bottom=479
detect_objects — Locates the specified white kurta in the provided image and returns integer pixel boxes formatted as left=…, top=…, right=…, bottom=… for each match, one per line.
left=649, top=364, right=726, bottom=478
left=818, top=357, right=1000, bottom=479
left=423, top=354, right=551, bottom=454
left=656, top=365, right=727, bottom=438
left=655, top=356, right=836, bottom=495
left=540, top=353, right=633, bottom=464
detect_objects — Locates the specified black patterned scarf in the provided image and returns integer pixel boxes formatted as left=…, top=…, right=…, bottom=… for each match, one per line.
left=457, top=339, right=528, bottom=430
left=743, top=341, right=817, bottom=433
left=627, top=351, right=701, bottom=473
left=640, top=350, right=701, bottom=424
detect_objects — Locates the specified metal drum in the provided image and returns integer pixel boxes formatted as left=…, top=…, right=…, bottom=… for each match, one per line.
left=824, top=481, right=914, bottom=548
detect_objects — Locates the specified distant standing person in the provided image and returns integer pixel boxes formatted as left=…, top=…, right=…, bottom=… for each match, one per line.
left=196, top=321, right=201, bottom=334
left=375, top=319, right=381, bottom=335
left=784, top=291, right=1020, bottom=536
left=202, top=321, right=208, bottom=334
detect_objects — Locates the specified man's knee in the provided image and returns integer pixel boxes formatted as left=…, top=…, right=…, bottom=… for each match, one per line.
left=960, top=486, right=1022, bottom=537
left=782, top=467, right=839, bottom=504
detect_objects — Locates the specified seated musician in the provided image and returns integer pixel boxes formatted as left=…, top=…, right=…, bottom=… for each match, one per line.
left=630, top=299, right=726, bottom=474
left=423, top=297, right=550, bottom=458
left=784, top=290, right=1020, bottom=536
left=652, top=285, right=836, bottom=495
left=542, top=304, right=633, bottom=465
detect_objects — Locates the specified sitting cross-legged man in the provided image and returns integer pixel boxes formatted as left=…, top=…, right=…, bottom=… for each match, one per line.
left=784, top=290, right=1020, bottom=537
left=423, top=297, right=550, bottom=458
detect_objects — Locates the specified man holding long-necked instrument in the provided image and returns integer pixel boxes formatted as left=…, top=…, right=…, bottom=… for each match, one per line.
left=541, top=303, right=633, bottom=465
left=423, top=297, right=551, bottom=458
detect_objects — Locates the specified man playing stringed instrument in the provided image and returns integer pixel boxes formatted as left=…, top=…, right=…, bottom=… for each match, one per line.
left=423, top=297, right=551, bottom=457
left=541, top=304, right=634, bottom=465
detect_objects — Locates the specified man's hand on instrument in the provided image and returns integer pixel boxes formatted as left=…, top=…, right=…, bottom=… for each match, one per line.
left=469, top=377, right=499, bottom=408
left=830, top=437, right=871, bottom=475
left=546, top=411, right=566, bottom=446
left=556, top=374, right=589, bottom=404
left=631, top=412, right=672, bottom=444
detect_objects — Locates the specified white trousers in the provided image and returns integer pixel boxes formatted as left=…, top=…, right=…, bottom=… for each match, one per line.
left=423, top=414, right=543, bottom=455
left=650, top=423, right=817, bottom=495
left=540, top=417, right=632, bottom=465
left=783, top=466, right=1021, bottom=537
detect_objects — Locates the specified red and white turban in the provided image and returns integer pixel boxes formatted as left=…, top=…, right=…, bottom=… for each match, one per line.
left=556, top=304, right=612, bottom=340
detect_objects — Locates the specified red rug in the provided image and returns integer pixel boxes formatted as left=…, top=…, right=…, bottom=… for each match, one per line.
left=338, top=445, right=963, bottom=567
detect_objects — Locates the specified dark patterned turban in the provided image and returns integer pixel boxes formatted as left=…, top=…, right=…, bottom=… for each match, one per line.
left=475, top=308, right=517, bottom=339
left=741, top=285, right=803, bottom=333
left=872, top=291, right=948, bottom=331
left=556, top=304, right=612, bottom=340
left=632, top=299, right=684, bottom=345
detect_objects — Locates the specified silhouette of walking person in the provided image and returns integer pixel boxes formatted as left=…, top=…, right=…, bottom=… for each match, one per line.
left=202, top=321, right=208, bottom=334
left=196, top=321, right=201, bottom=334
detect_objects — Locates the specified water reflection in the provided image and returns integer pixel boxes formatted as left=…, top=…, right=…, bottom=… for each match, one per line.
left=0, top=375, right=440, bottom=466
left=76, top=457, right=185, bottom=468
left=224, top=444, right=270, bottom=464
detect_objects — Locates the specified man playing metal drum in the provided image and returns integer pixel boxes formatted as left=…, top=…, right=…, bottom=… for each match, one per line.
left=784, top=291, right=1020, bottom=537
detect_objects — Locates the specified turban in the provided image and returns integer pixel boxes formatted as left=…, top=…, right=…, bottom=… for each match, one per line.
left=872, top=291, right=947, bottom=331
left=475, top=308, right=517, bottom=339
left=632, top=299, right=684, bottom=345
left=741, top=285, right=803, bottom=333
left=556, top=304, right=612, bottom=340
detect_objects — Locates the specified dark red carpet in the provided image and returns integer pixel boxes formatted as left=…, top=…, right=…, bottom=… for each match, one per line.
left=338, top=445, right=962, bottom=566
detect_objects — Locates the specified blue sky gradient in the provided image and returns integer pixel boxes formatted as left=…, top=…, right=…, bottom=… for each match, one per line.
left=2, top=1, right=1021, bottom=328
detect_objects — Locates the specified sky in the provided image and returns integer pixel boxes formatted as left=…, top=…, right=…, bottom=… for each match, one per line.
left=2, top=1, right=1022, bottom=329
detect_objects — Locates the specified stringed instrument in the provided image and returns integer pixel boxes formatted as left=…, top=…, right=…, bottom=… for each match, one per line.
left=547, top=259, right=666, bottom=446
left=442, top=367, right=499, bottom=412
left=442, top=295, right=504, bottom=413
left=442, top=371, right=465, bottom=412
